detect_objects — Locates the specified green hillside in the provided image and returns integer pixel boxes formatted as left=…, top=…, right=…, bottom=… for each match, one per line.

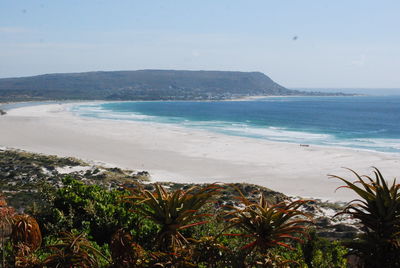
left=0, top=70, right=300, bottom=101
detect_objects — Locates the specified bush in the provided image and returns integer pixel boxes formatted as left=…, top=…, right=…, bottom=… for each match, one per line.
left=34, top=177, right=158, bottom=247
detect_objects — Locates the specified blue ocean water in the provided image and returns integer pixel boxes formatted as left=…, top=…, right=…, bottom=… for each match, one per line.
left=71, top=96, right=400, bottom=153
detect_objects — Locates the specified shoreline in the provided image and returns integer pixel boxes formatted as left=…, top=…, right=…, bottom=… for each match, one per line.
left=0, top=93, right=362, bottom=107
left=72, top=100, right=400, bottom=156
left=1, top=102, right=400, bottom=202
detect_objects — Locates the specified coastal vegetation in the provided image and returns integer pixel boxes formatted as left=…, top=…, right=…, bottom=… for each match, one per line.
left=330, top=168, right=400, bottom=267
left=0, top=149, right=399, bottom=267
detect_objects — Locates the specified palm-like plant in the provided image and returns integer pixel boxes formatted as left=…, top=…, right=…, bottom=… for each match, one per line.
left=124, top=183, right=220, bottom=252
left=225, top=189, right=311, bottom=254
left=330, top=168, right=400, bottom=267
left=43, top=232, right=108, bottom=268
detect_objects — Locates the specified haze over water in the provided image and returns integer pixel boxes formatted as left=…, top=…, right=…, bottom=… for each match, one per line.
left=71, top=96, right=400, bottom=153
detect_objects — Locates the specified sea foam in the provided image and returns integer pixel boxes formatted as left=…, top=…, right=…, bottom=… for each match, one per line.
left=70, top=97, right=400, bottom=154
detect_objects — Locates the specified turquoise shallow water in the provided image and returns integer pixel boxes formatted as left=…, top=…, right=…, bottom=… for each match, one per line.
left=70, top=96, right=400, bottom=153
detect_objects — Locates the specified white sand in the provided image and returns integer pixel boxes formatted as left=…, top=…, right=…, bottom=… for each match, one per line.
left=1, top=103, right=399, bottom=202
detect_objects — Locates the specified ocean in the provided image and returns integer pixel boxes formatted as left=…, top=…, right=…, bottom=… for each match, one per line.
left=70, top=96, right=400, bottom=153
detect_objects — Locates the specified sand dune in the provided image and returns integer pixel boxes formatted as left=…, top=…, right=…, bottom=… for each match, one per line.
left=1, top=103, right=399, bottom=202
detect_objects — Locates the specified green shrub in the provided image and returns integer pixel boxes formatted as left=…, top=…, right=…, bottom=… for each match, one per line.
left=34, top=177, right=158, bottom=247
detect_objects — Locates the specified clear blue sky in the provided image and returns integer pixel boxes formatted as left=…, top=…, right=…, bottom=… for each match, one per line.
left=1, top=0, right=399, bottom=88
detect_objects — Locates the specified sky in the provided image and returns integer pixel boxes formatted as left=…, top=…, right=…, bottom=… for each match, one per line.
left=0, top=0, right=399, bottom=88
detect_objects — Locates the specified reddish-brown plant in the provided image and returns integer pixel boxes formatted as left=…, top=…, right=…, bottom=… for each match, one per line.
left=44, top=232, right=108, bottom=268
left=11, top=214, right=42, bottom=253
left=124, top=183, right=220, bottom=252
left=225, top=188, right=312, bottom=253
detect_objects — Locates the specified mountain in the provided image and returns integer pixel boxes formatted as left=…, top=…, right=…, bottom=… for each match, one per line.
left=0, top=70, right=301, bottom=101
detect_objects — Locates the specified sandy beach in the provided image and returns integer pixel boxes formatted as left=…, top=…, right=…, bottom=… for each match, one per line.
left=1, top=102, right=399, bottom=202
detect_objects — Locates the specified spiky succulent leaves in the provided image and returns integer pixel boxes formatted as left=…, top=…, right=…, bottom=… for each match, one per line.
left=44, top=232, right=108, bottom=268
left=124, top=183, right=220, bottom=252
left=330, top=168, right=400, bottom=267
left=225, top=188, right=311, bottom=253
left=11, top=215, right=42, bottom=253
left=14, top=243, right=41, bottom=268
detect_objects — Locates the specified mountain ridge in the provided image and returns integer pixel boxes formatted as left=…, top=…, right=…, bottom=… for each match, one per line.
left=0, top=69, right=327, bottom=101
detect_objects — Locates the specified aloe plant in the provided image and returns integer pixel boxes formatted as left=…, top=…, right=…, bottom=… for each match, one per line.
left=124, top=183, right=220, bottom=252
left=13, top=243, right=41, bottom=268
left=225, top=188, right=311, bottom=254
left=43, top=232, right=109, bottom=268
left=330, top=168, right=400, bottom=267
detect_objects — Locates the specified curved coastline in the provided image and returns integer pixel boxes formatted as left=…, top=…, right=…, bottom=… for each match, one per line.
left=1, top=101, right=400, bottom=202
left=73, top=98, right=400, bottom=154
